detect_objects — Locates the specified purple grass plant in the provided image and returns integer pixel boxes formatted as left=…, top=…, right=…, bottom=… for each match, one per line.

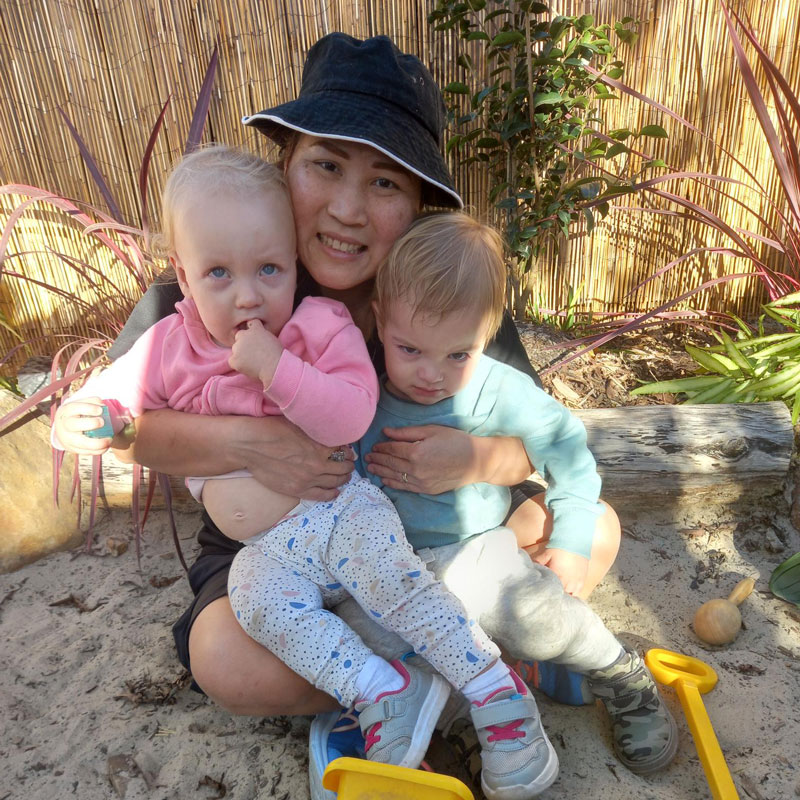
left=545, top=0, right=800, bottom=375
left=0, top=45, right=218, bottom=566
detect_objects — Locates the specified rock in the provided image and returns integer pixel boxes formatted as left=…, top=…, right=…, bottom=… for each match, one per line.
left=0, top=388, right=82, bottom=573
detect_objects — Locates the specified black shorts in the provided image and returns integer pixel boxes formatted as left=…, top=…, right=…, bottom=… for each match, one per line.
left=172, top=481, right=546, bottom=682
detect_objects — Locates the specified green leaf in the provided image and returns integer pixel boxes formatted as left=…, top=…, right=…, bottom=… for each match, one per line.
left=792, top=388, right=800, bottom=425
left=639, top=124, right=669, bottom=139
left=720, top=331, right=756, bottom=376
left=685, top=344, right=739, bottom=376
left=491, top=31, right=525, bottom=47
left=444, top=81, right=470, bottom=94
left=605, top=142, right=628, bottom=159
left=769, top=552, right=800, bottom=607
left=684, top=378, right=737, bottom=404
left=629, top=375, right=721, bottom=395
left=532, top=91, right=563, bottom=108
left=466, top=31, right=490, bottom=41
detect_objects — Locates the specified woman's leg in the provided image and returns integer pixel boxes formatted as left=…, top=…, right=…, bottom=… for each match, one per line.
left=505, top=493, right=621, bottom=600
left=187, top=596, right=340, bottom=716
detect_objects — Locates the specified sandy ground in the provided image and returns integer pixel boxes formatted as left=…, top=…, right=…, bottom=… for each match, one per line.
left=1, top=502, right=799, bottom=800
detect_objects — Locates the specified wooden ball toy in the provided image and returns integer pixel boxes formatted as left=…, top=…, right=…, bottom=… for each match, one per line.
left=693, top=577, right=756, bottom=645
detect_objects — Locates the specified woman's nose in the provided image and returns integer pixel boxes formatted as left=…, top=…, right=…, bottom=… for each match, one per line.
left=327, top=181, right=368, bottom=226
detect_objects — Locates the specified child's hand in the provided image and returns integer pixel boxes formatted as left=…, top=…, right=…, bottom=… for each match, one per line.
left=53, top=397, right=120, bottom=455
left=533, top=548, right=589, bottom=597
left=229, top=320, right=283, bottom=387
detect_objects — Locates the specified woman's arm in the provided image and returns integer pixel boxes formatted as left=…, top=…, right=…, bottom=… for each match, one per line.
left=113, top=409, right=353, bottom=501
left=364, top=424, right=532, bottom=494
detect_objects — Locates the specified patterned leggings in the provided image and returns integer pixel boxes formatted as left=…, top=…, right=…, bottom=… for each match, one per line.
left=227, top=475, right=499, bottom=706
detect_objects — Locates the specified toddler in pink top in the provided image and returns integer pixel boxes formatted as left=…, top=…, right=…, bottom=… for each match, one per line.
left=52, top=146, right=548, bottom=788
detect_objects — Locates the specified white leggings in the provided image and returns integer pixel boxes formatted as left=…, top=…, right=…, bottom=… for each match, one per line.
left=227, top=475, right=499, bottom=706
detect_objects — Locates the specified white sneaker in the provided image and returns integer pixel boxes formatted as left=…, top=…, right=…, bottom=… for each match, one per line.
left=356, top=659, right=449, bottom=768
left=470, top=669, right=559, bottom=799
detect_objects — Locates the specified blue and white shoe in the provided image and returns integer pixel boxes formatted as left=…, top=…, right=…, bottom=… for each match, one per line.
left=309, top=705, right=365, bottom=800
left=514, top=658, right=594, bottom=706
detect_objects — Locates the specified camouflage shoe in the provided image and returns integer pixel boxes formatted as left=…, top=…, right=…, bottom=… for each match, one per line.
left=586, top=647, right=678, bottom=775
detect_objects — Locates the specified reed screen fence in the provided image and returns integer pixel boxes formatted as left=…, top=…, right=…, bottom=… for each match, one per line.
left=1, top=0, right=799, bottom=370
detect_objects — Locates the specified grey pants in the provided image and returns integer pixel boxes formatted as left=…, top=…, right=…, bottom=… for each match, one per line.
left=335, top=525, right=623, bottom=674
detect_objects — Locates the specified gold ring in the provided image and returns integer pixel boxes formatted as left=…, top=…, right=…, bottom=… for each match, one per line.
left=401, top=472, right=409, bottom=483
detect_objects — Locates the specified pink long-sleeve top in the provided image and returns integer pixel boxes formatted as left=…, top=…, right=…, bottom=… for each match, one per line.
left=60, top=295, right=379, bottom=448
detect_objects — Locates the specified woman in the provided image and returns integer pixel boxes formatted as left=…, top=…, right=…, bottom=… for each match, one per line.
left=111, top=33, right=621, bottom=716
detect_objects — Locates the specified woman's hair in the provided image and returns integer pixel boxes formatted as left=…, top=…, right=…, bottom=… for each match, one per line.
left=149, top=144, right=287, bottom=258
left=374, top=212, right=507, bottom=339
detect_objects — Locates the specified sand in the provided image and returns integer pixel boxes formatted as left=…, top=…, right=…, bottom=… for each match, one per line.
left=2, top=503, right=799, bottom=800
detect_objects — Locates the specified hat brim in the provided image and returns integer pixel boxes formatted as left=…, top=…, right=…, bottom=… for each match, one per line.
left=243, top=92, right=463, bottom=209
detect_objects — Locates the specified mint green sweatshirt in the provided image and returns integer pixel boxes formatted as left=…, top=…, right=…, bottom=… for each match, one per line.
left=356, top=355, right=603, bottom=558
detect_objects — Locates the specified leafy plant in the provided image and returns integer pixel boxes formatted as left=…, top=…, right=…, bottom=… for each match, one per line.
left=428, top=0, right=666, bottom=317
left=630, top=291, right=800, bottom=422
left=0, top=45, right=219, bottom=564
left=770, top=551, right=800, bottom=607
left=533, top=0, right=800, bottom=378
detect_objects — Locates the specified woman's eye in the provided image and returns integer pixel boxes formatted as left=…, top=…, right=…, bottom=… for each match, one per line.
left=260, top=264, right=278, bottom=276
left=449, top=352, right=469, bottom=362
left=374, top=177, right=398, bottom=190
left=209, top=267, right=227, bottom=279
left=316, top=160, right=338, bottom=173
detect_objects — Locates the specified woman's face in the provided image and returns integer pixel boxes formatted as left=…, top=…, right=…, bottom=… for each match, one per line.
left=285, top=136, right=422, bottom=295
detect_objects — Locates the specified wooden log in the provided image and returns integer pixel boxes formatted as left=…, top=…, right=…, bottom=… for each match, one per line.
left=573, top=401, right=794, bottom=523
left=78, top=402, right=795, bottom=523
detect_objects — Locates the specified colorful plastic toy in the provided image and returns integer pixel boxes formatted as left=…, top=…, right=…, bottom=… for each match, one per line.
left=83, top=405, right=114, bottom=439
left=322, top=757, right=474, bottom=800
left=646, top=648, right=739, bottom=800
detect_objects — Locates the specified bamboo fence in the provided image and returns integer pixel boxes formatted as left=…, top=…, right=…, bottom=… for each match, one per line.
left=1, top=0, right=799, bottom=373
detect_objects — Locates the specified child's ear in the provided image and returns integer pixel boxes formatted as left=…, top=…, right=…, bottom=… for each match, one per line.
left=171, top=255, right=191, bottom=299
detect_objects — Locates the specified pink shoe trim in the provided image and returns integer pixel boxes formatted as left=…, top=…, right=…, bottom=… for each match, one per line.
left=364, top=722, right=382, bottom=752
left=362, top=660, right=412, bottom=755
left=472, top=668, right=529, bottom=743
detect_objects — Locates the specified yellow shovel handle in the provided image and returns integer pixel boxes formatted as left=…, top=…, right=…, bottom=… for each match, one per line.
left=675, top=680, right=739, bottom=800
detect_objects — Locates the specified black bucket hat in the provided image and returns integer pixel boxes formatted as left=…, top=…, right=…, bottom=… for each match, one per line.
left=242, top=33, right=462, bottom=209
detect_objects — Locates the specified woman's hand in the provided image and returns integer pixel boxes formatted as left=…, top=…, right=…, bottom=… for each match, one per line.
left=237, top=417, right=355, bottom=501
left=531, top=548, right=589, bottom=597
left=364, top=424, right=531, bottom=494
left=53, top=397, right=117, bottom=456
left=119, top=410, right=353, bottom=502
left=364, top=425, right=476, bottom=494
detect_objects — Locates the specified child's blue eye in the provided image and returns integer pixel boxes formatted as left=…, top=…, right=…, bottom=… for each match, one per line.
left=260, top=264, right=278, bottom=276
left=209, top=267, right=227, bottom=278
left=449, top=352, right=468, bottom=362
left=399, top=345, right=419, bottom=355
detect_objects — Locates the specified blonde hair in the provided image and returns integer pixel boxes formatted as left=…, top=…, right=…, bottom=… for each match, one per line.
left=149, top=144, right=287, bottom=258
left=374, top=212, right=507, bottom=338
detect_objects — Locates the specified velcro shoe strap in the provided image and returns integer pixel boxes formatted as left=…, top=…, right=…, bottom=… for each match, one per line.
left=471, top=696, right=538, bottom=729
left=359, top=698, right=406, bottom=731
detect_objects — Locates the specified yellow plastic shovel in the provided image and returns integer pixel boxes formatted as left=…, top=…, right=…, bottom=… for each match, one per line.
left=646, top=648, right=739, bottom=800
left=322, top=757, right=474, bottom=800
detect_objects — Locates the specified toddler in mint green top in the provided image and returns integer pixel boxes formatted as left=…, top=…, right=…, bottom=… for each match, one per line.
left=343, top=211, right=679, bottom=783
left=358, top=352, right=603, bottom=555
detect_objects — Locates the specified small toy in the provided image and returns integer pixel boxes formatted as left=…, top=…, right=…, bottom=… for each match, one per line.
left=693, top=577, right=755, bottom=645
left=646, top=648, right=739, bottom=800
left=84, top=405, right=115, bottom=439
left=322, top=757, right=474, bottom=800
